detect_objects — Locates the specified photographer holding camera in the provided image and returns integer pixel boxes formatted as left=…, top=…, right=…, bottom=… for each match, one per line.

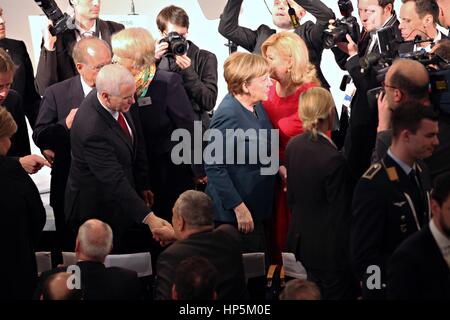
left=155, top=5, right=218, bottom=136
left=331, top=0, right=402, bottom=178
left=399, top=0, right=448, bottom=53
left=35, top=0, right=124, bottom=95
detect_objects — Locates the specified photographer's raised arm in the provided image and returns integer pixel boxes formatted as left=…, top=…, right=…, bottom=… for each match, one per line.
left=218, top=0, right=262, bottom=52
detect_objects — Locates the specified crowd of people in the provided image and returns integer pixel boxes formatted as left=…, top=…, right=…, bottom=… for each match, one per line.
left=0, top=0, right=449, bottom=300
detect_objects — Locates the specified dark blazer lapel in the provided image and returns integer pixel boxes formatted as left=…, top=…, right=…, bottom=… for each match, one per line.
left=384, top=154, right=412, bottom=192
left=68, top=76, right=85, bottom=111
left=98, top=20, right=111, bottom=44
left=92, top=95, right=134, bottom=153
left=123, top=111, right=137, bottom=154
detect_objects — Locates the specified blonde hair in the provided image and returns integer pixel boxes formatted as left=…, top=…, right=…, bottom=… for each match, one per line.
left=223, top=52, right=270, bottom=96
left=298, top=87, right=334, bottom=140
left=111, top=27, right=155, bottom=68
left=261, top=32, right=319, bottom=86
left=0, top=106, right=17, bottom=139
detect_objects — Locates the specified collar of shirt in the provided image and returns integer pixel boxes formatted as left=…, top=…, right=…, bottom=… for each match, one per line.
left=97, top=92, right=118, bottom=120
left=317, top=131, right=337, bottom=149
left=387, top=148, right=415, bottom=175
left=80, top=76, right=94, bottom=97
left=75, top=20, right=97, bottom=41
left=429, top=219, right=450, bottom=268
left=414, top=29, right=441, bottom=53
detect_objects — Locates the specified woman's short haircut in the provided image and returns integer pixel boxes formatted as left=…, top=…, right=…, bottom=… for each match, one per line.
left=0, top=106, right=17, bottom=139
left=298, top=87, right=335, bottom=139
left=223, top=52, right=270, bottom=96
left=112, top=27, right=155, bottom=68
left=261, top=31, right=320, bottom=86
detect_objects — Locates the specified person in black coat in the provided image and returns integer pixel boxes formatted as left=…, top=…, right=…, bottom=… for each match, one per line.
left=33, top=37, right=112, bottom=251
left=36, top=219, right=144, bottom=300
left=0, top=48, right=30, bottom=157
left=351, top=102, right=439, bottom=299
left=152, top=190, right=248, bottom=300
left=35, top=0, right=124, bottom=95
left=0, top=107, right=46, bottom=300
left=111, top=28, right=203, bottom=221
left=0, top=7, right=41, bottom=128
left=218, top=0, right=334, bottom=89
left=387, top=172, right=450, bottom=299
left=285, top=87, right=358, bottom=300
left=64, top=64, right=170, bottom=253
left=155, top=5, right=218, bottom=134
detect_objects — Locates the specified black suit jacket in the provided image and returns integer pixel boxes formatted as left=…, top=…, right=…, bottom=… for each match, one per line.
left=35, top=19, right=124, bottom=95
left=285, top=133, right=355, bottom=272
left=351, top=154, right=432, bottom=299
left=33, top=75, right=85, bottom=209
left=387, top=225, right=450, bottom=300
left=36, top=261, right=143, bottom=300
left=0, top=38, right=41, bottom=128
left=218, top=0, right=335, bottom=88
left=0, top=156, right=46, bottom=300
left=65, top=90, right=150, bottom=242
left=155, top=224, right=248, bottom=300
left=4, top=89, right=31, bottom=157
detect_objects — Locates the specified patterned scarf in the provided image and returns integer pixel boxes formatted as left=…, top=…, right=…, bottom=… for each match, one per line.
left=134, top=63, right=156, bottom=98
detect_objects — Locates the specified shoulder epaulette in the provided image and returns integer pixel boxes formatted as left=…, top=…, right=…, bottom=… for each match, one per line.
left=362, top=163, right=382, bottom=180
left=385, top=166, right=399, bottom=182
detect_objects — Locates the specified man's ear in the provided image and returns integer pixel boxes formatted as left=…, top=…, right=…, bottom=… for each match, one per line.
left=75, top=63, right=83, bottom=73
left=423, top=14, right=434, bottom=27
left=297, top=9, right=307, bottom=20
left=393, top=88, right=403, bottom=103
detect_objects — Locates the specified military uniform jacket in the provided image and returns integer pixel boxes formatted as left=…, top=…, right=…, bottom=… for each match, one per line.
left=351, top=154, right=431, bottom=299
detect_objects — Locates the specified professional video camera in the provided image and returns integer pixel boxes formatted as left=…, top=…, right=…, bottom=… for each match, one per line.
left=361, top=28, right=450, bottom=115
left=323, top=0, right=360, bottom=49
left=34, top=0, right=72, bottom=36
left=159, top=32, right=188, bottom=56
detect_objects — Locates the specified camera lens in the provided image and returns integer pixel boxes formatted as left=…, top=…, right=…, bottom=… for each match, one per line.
left=172, top=42, right=187, bottom=56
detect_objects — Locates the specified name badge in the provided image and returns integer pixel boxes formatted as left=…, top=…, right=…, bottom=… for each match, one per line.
left=138, top=96, right=152, bottom=107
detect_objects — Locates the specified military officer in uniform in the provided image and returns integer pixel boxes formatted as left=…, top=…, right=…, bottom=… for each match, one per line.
left=351, top=102, right=439, bottom=300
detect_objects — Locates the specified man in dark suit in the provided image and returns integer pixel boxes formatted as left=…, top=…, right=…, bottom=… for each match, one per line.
left=65, top=64, right=169, bottom=253
left=36, top=0, right=124, bottom=95
left=0, top=7, right=41, bottom=128
left=218, top=0, right=334, bottom=88
left=33, top=37, right=112, bottom=251
left=387, top=172, right=450, bottom=299
left=399, top=0, right=448, bottom=53
left=372, top=59, right=430, bottom=163
left=152, top=190, right=248, bottom=300
left=36, top=219, right=144, bottom=300
left=351, top=102, right=439, bottom=299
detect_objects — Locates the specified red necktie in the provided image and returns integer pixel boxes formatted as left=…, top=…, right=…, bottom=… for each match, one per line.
left=117, top=112, right=131, bottom=140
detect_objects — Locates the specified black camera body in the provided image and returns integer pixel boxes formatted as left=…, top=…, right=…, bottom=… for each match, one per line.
left=34, top=0, right=72, bottom=36
left=160, top=32, right=188, bottom=56
left=323, top=0, right=360, bottom=49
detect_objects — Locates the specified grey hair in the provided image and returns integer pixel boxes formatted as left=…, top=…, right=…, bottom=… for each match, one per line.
left=77, top=219, right=113, bottom=262
left=95, top=63, right=135, bottom=96
left=173, top=190, right=214, bottom=228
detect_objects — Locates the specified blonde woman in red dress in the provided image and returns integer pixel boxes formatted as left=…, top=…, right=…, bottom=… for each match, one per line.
left=261, top=32, right=320, bottom=261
